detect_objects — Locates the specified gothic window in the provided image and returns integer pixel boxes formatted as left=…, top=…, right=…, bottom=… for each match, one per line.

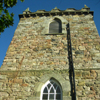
left=49, top=18, right=62, bottom=33
left=41, top=79, right=62, bottom=100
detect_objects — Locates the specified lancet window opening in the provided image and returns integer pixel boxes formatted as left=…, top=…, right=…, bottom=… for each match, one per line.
left=49, top=18, right=62, bottom=33
left=41, top=79, right=62, bottom=100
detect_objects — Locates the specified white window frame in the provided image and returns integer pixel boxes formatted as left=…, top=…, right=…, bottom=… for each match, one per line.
left=40, top=79, right=62, bottom=100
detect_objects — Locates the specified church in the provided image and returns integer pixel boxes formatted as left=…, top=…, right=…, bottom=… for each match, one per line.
left=0, top=5, right=100, bottom=100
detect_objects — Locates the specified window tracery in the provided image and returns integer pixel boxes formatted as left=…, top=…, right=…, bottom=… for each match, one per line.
left=41, top=79, right=62, bottom=100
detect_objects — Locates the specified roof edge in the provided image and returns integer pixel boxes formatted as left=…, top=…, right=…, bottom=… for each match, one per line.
left=19, top=6, right=94, bottom=19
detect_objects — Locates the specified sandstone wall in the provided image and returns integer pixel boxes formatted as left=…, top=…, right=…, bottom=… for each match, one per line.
left=75, top=69, right=100, bottom=100
left=0, top=12, right=100, bottom=100
left=69, top=14, right=100, bottom=69
left=1, top=16, right=68, bottom=70
left=0, top=70, right=100, bottom=100
left=0, top=70, right=71, bottom=100
left=1, top=14, right=100, bottom=70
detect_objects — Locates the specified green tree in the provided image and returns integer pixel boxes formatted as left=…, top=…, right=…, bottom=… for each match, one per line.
left=0, top=0, right=24, bottom=33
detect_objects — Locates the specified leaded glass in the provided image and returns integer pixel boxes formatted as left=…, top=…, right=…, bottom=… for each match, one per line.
left=50, top=94, right=54, bottom=99
left=41, top=80, right=62, bottom=100
left=56, top=87, right=60, bottom=93
left=53, top=83, right=57, bottom=89
left=43, top=87, right=48, bottom=93
left=47, top=83, right=51, bottom=89
left=56, top=94, right=61, bottom=99
left=50, top=87, right=54, bottom=93
left=43, top=94, right=48, bottom=99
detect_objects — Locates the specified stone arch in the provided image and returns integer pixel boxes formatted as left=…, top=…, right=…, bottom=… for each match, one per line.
left=48, top=16, right=68, bottom=33
left=40, top=78, right=62, bottom=100
left=49, top=18, right=62, bottom=33
left=34, top=72, right=71, bottom=100
left=49, top=16, right=68, bottom=24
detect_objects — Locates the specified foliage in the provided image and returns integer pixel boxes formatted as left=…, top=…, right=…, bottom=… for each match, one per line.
left=0, top=0, right=24, bottom=33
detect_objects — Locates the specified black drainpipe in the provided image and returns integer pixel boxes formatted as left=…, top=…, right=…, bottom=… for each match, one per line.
left=67, top=23, right=76, bottom=100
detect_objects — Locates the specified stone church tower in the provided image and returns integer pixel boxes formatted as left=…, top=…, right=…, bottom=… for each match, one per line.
left=0, top=5, right=100, bottom=100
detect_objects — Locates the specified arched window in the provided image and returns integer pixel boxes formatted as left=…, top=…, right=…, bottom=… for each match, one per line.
left=49, top=18, right=62, bottom=33
left=41, top=79, right=62, bottom=100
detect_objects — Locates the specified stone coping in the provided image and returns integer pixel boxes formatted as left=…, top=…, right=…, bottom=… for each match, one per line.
left=19, top=11, right=93, bottom=19
left=19, top=6, right=94, bottom=19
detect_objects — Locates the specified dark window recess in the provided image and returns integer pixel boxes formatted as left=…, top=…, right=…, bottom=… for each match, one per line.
left=49, top=18, right=62, bottom=33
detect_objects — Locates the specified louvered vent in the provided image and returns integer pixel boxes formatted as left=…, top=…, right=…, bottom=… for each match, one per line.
left=49, top=18, right=62, bottom=33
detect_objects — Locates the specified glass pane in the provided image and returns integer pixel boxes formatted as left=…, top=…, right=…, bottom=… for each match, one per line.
left=56, top=87, right=60, bottom=93
left=42, top=94, right=48, bottom=99
left=47, top=83, right=51, bottom=89
left=53, top=83, right=57, bottom=89
left=49, top=94, right=54, bottom=99
left=56, top=94, right=61, bottom=99
left=43, top=99, right=48, bottom=100
left=50, top=87, right=54, bottom=93
left=43, top=87, right=48, bottom=93
left=51, top=81, right=54, bottom=85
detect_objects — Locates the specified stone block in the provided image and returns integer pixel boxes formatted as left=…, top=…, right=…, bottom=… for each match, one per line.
left=0, top=97, right=2, bottom=100
left=7, top=97, right=15, bottom=100
left=82, top=71, right=90, bottom=78
left=23, top=87, right=31, bottom=92
left=85, top=82, right=94, bottom=86
left=95, top=81, right=100, bottom=84
left=75, top=50, right=84, bottom=55
left=13, top=88, right=21, bottom=92
left=75, top=71, right=82, bottom=77
left=76, top=86, right=83, bottom=91
left=0, top=82, right=3, bottom=88
left=79, top=46, right=86, bottom=50
left=0, top=92, right=9, bottom=97
left=97, top=60, right=100, bottom=63
left=21, top=83, right=29, bottom=87
left=81, top=97, right=87, bottom=100
left=76, top=90, right=82, bottom=96
left=13, top=79, right=23, bottom=84
left=83, top=86, right=90, bottom=91
left=90, top=70, right=97, bottom=78
left=21, top=91, right=31, bottom=96
left=0, top=75, right=7, bottom=80
left=78, top=81, right=85, bottom=86
left=95, top=53, right=100, bottom=56
left=63, top=96, right=71, bottom=100
left=62, top=82, right=71, bottom=92
left=28, top=97, right=40, bottom=100
left=93, top=63, right=100, bottom=68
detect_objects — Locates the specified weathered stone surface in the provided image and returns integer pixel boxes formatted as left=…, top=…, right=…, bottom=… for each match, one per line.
left=78, top=81, right=85, bottom=86
left=82, top=71, right=90, bottom=77
left=0, top=9, right=100, bottom=70
left=97, top=60, right=100, bottom=63
left=75, top=50, right=84, bottom=55
left=0, top=92, right=9, bottom=97
left=0, top=6, right=100, bottom=100
left=79, top=46, right=86, bottom=50
left=0, top=75, right=7, bottom=80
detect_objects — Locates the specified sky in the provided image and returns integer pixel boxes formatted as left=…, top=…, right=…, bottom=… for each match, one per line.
left=0, top=0, right=100, bottom=67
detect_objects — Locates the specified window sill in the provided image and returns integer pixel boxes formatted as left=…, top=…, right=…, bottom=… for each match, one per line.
left=44, top=33, right=65, bottom=35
